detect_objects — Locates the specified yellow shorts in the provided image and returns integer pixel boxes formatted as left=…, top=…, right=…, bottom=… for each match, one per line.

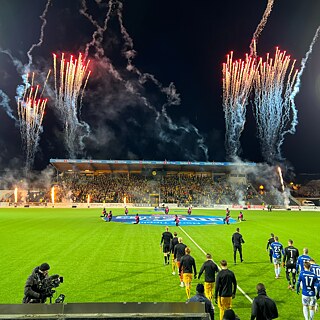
left=204, top=282, right=214, bottom=298
left=183, top=273, right=193, bottom=284
left=218, top=296, right=232, bottom=310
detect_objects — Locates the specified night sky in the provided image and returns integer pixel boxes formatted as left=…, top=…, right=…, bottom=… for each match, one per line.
left=0, top=0, right=319, bottom=178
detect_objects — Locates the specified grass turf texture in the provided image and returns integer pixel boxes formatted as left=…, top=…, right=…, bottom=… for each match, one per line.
left=0, top=207, right=319, bottom=319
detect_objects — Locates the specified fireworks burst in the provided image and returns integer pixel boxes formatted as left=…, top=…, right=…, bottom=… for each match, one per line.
left=253, top=47, right=298, bottom=163
left=80, top=0, right=208, bottom=160
left=277, top=166, right=285, bottom=192
left=53, top=53, right=91, bottom=158
left=17, top=72, right=50, bottom=172
left=223, top=52, right=259, bottom=160
left=249, top=0, right=274, bottom=57
left=51, top=186, right=55, bottom=204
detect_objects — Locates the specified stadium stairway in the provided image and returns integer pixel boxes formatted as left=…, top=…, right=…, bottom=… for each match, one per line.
left=289, top=194, right=301, bottom=206
left=0, top=190, right=13, bottom=202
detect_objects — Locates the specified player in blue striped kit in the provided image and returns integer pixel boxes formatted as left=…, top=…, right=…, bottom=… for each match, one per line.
left=297, top=261, right=318, bottom=320
left=270, top=236, right=284, bottom=279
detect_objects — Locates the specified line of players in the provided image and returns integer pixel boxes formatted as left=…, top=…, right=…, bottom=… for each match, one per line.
left=266, top=233, right=320, bottom=320
left=160, top=227, right=219, bottom=299
left=160, top=226, right=236, bottom=320
left=161, top=227, right=320, bottom=320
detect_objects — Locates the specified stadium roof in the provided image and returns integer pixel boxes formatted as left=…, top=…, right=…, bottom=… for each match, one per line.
left=50, top=159, right=257, bottom=174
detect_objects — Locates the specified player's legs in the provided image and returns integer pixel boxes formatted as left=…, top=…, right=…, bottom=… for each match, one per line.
left=285, top=267, right=292, bottom=288
left=233, top=246, right=237, bottom=264
left=163, top=251, right=167, bottom=265
left=239, top=246, right=243, bottom=262
left=204, top=282, right=214, bottom=301
left=302, top=295, right=315, bottom=320
left=163, top=253, right=167, bottom=265
left=172, top=255, right=176, bottom=274
left=163, top=245, right=170, bottom=265
left=218, top=296, right=232, bottom=320
left=310, top=307, right=315, bottom=320
left=275, top=263, right=281, bottom=278
left=269, top=250, right=273, bottom=263
left=176, top=261, right=184, bottom=286
left=273, top=258, right=280, bottom=278
left=291, top=269, right=297, bottom=289
left=183, top=273, right=192, bottom=299
left=309, top=297, right=316, bottom=320
left=277, top=262, right=281, bottom=277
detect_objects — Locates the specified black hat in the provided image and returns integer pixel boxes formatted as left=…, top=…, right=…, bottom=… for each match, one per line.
left=39, top=263, right=50, bottom=271
left=196, top=283, right=204, bottom=294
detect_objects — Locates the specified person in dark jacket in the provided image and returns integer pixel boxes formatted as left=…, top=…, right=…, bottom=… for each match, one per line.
left=170, top=232, right=179, bottom=275
left=23, top=263, right=51, bottom=303
left=251, top=283, right=278, bottom=320
left=160, top=226, right=173, bottom=265
left=189, top=283, right=214, bottom=320
left=266, top=233, right=275, bottom=263
left=232, top=228, right=245, bottom=264
left=215, top=260, right=237, bottom=320
left=198, top=253, right=219, bottom=301
left=223, top=309, right=240, bottom=320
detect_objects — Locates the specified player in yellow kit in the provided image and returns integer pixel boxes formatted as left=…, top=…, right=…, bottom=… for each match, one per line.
left=179, top=247, right=197, bottom=299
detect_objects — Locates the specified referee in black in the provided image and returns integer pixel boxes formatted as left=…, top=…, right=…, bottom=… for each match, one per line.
left=266, top=233, right=275, bottom=263
left=232, top=227, right=245, bottom=264
left=170, top=232, right=179, bottom=275
left=160, top=226, right=173, bottom=265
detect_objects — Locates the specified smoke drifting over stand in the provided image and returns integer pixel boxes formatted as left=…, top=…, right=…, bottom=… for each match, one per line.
left=0, top=0, right=318, bottom=181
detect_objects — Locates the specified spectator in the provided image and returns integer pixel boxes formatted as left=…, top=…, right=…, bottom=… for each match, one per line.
left=223, top=309, right=240, bottom=320
left=189, top=283, right=214, bottom=320
left=251, top=283, right=278, bottom=320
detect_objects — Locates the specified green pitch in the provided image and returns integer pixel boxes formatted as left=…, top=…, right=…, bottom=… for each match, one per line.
left=0, top=207, right=319, bottom=319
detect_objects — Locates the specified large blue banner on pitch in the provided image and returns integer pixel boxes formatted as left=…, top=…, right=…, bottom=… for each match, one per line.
left=105, top=214, right=236, bottom=226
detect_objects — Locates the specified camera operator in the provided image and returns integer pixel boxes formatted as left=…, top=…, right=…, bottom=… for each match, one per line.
left=22, top=263, right=51, bottom=303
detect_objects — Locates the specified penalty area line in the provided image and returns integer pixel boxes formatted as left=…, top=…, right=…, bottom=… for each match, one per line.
left=178, top=226, right=253, bottom=304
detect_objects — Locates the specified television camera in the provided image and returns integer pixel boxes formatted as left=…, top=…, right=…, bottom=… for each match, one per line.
left=42, top=274, right=65, bottom=303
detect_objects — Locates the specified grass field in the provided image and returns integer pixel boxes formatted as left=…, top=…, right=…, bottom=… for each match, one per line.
left=0, top=207, right=319, bottom=319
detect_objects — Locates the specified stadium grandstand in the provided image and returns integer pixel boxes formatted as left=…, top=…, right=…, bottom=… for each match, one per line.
left=48, top=159, right=261, bottom=207
left=0, top=159, right=314, bottom=209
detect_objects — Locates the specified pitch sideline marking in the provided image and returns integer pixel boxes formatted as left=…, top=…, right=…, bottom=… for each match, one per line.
left=178, top=226, right=253, bottom=304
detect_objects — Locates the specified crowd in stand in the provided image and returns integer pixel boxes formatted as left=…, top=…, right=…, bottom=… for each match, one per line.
left=3, top=173, right=320, bottom=206
left=0, top=172, right=265, bottom=205
left=55, top=174, right=151, bottom=204
left=47, top=173, right=253, bottom=206
left=291, top=180, right=320, bottom=198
